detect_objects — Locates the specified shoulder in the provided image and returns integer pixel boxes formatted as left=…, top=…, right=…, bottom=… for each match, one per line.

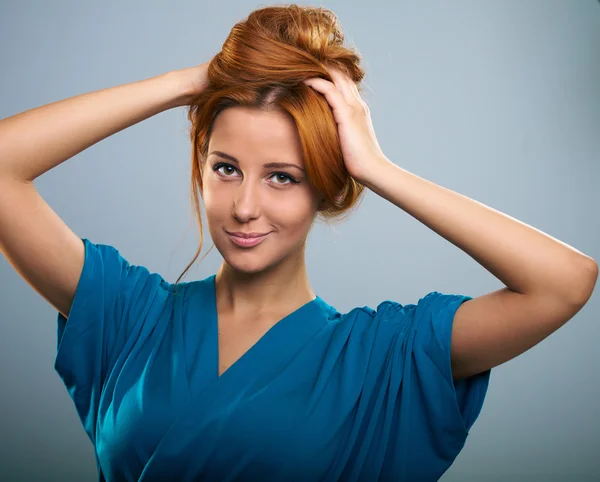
left=335, top=291, right=470, bottom=330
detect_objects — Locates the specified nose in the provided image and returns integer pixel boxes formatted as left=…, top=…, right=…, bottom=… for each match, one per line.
left=232, top=180, right=261, bottom=223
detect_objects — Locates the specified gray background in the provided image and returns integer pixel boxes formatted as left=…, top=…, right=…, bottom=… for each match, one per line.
left=1, top=1, right=598, bottom=480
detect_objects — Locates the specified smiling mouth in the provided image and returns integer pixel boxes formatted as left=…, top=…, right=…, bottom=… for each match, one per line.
left=226, top=231, right=270, bottom=238
left=227, top=232, right=271, bottom=248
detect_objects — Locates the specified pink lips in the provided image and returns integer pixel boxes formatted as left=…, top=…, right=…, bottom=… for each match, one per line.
left=227, top=232, right=271, bottom=247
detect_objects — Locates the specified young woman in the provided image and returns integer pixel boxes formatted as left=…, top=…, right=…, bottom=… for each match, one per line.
left=0, top=5, right=596, bottom=481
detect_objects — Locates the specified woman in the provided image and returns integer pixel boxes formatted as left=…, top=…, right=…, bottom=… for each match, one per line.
left=0, top=4, right=596, bottom=481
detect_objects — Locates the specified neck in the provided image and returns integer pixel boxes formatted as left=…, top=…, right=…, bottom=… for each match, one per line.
left=214, top=249, right=315, bottom=321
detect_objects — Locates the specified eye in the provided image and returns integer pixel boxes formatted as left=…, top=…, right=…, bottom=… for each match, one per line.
left=213, top=163, right=238, bottom=177
left=269, top=173, right=299, bottom=185
left=212, top=162, right=300, bottom=186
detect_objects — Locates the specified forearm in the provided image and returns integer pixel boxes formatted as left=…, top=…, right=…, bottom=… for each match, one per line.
left=362, top=158, right=598, bottom=303
left=0, top=70, right=190, bottom=182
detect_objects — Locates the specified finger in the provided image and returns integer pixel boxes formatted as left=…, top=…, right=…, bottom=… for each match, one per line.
left=327, top=67, right=363, bottom=106
left=325, top=67, right=358, bottom=106
left=303, top=77, right=349, bottom=117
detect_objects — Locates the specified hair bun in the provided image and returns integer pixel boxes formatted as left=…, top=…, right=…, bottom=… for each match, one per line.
left=209, top=4, right=365, bottom=88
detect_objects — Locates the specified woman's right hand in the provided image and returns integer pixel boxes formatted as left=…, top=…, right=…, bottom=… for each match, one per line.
left=171, top=62, right=210, bottom=105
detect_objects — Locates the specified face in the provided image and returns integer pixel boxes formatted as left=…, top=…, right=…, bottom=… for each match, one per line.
left=202, top=106, right=321, bottom=275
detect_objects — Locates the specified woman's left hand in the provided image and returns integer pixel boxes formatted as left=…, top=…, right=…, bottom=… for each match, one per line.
left=302, top=67, right=390, bottom=184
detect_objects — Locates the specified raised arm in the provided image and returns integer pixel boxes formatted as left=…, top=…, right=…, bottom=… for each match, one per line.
left=0, top=65, right=205, bottom=318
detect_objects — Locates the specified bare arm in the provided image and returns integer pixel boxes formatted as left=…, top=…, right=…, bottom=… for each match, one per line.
left=0, top=66, right=202, bottom=318
left=0, top=69, right=196, bottom=182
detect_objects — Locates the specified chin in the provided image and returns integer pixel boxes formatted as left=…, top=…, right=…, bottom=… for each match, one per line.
left=223, top=245, right=291, bottom=276
left=217, top=242, right=273, bottom=274
left=225, top=257, right=266, bottom=275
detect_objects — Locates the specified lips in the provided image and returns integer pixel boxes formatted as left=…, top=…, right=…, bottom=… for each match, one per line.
left=226, top=231, right=270, bottom=239
left=227, top=232, right=271, bottom=248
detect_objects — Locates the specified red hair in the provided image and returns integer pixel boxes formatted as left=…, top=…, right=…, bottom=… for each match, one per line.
left=175, top=4, right=367, bottom=288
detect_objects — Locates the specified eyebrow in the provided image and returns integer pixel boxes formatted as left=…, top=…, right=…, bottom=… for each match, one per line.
left=208, top=150, right=305, bottom=172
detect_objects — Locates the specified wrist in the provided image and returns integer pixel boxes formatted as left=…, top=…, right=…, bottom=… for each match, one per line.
left=160, top=70, right=196, bottom=109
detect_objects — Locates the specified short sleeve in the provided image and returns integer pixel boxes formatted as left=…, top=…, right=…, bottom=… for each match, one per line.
left=361, top=291, right=491, bottom=479
left=54, top=238, right=170, bottom=444
left=410, top=291, right=491, bottom=437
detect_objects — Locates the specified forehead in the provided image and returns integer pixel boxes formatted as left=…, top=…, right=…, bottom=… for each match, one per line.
left=209, top=106, right=303, bottom=162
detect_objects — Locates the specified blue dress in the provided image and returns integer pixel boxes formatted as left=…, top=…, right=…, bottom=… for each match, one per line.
left=54, top=238, right=491, bottom=481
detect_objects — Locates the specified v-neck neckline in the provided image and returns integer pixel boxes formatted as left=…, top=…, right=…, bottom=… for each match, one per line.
left=207, top=274, right=328, bottom=382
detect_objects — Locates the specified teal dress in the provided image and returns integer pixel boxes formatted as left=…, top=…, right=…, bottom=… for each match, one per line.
left=55, top=238, right=491, bottom=481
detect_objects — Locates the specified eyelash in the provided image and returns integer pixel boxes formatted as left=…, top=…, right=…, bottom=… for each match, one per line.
left=212, top=162, right=300, bottom=186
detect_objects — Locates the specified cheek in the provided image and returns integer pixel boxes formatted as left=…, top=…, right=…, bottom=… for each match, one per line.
left=201, top=182, right=229, bottom=214
left=268, top=193, right=316, bottom=229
